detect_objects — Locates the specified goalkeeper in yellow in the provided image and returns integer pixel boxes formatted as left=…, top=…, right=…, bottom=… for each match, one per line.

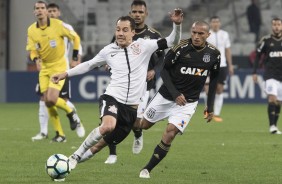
left=26, top=1, right=81, bottom=142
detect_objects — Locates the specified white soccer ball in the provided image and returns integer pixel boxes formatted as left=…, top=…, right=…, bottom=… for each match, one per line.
left=46, top=154, right=70, bottom=180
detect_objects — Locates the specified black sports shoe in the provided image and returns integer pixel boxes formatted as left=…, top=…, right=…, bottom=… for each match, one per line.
left=67, top=110, right=80, bottom=130
left=51, top=131, right=66, bottom=143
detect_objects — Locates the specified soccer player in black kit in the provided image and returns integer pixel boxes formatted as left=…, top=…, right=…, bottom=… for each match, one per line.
left=138, top=21, right=221, bottom=178
left=253, top=17, right=282, bottom=134
left=105, top=0, right=164, bottom=164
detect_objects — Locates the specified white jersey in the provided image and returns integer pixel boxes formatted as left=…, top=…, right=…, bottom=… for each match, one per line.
left=207, top=29, right=230, bottom=67
left=67, top=23, right=181, bottom=105
left=63, top=23, right=83, bottom=69
left=68, top=39, right=159, bottom=105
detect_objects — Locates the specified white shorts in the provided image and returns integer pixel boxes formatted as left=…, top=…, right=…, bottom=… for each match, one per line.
left=143, top=93, right=198, bottom=133
left=264, top=79, right=282, bottom=101
left=137, top=91, right=150, bottom=118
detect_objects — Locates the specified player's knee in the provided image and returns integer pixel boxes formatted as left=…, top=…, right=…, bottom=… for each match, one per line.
left=140, top=118, right=153, bottom=130
left=100, top=120, right=116, bottom=134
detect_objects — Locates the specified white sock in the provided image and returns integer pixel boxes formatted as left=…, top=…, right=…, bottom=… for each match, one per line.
left=214, top=94, right=224, bottom=116
left=66, top=100, right=76, bottom=112
left=39, top=101, right=48, bottom=135
left=79, top=149, right=95, bottom=163
left=74, top=127, right=102, bottom=157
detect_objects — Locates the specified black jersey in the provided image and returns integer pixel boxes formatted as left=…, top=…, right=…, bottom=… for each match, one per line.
left=253, top=34, right=282, bottom=81
left=133, top=25, right=163, bottom=90
left=159, top=39, right=221, bottom=112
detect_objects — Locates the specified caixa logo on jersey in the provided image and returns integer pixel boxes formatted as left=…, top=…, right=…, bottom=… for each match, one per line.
left=203, top=53, right=210, bottom=63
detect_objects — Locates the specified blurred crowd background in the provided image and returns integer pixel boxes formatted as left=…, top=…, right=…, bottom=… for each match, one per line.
left=0, top=0, right=281, bottom=71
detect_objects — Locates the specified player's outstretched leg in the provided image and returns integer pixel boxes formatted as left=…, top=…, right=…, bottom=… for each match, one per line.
left=132, top=129, right=143, bottom=154
left=104, top=144, right=117, bottom=164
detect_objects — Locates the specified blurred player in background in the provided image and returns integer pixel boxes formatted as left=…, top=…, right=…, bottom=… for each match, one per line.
left=31, top=3, right=85, bottom=141
left=139, top=20, right=220, bottom=178
left=51, top=10, right=183, bottom=171
left=27, top=1, right=83, bottom=142
left=104, top=0, right=164, bottom=164
left=253, top=17, right=282, bottom=134
left=204, top=16, right=233, bottom=122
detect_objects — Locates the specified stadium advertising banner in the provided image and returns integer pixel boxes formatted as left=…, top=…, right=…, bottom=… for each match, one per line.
left=6, top=70, right=266, bottom=103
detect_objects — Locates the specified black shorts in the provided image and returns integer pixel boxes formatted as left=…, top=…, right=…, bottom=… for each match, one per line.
left=35, top=77, right=71, bottom=99
left=217, top=67, right=228, bottom=85
left=99, top=94, right=137, bottom=145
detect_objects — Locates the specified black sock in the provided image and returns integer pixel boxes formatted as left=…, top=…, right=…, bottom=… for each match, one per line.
left=268, top=102, right=276, bottom=126
left=108, top=144, right=117, bottom=155
left=143, top=140, right=171, bottom=172
left=133, top=129, right=142, bottom=138
left=275, top=104, right=281, bottom=126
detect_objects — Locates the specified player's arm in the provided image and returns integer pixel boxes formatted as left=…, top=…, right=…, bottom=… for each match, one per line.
left=225, top=47, right=233, bottom=75
left=26, top=31, right=41, bottom=71
left=160, top=46, right=185, bottom=105
left=61, top=22, right=81, bottom=63
left=52, top=48, right=107, bottom=84
left=205, top=54, right=221, bottom=122
left=252, top=37, right=265, bottom=83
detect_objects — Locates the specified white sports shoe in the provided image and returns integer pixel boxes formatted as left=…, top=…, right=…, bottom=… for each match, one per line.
left=31, top=133, right=48, bottom=141
left=270, top=125, right=282, bottom=134
left=132, top=134, right=143, bottom=154
left=76, top=123, right=85, bottom=138
left=104, top=155, right=117, bottom=164
left=68, top=154, right=80, bottom=170
left=139, top=169, right=150, bottom=179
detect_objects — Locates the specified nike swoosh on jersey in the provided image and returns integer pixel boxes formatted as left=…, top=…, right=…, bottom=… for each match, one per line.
left=111, top=53, right=117, bottom=57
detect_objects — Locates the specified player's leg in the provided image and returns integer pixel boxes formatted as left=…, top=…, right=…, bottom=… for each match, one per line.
left=70, top=95, right=137, bottom=169
left=213, top=83, right=224, bottom=122
left=132, top=91, right=149, bottom=154
left=139, top=124, right=178, bottom=178
left=265, top=79, right=281, bottom=134
left=139, top=100, right=197, bottom=178
left=213, top=67, right=227, bottom=122
left=60, top=78, right=85, bottom=137
left=32, top=83, right=49, bottom=141
left=49, top=77, right=80, bottom=131
left=69, top=94, right=119, bottom=169
left=45, top=89, right=66, bottom=142
left=104, top=144, right=117, bottom=164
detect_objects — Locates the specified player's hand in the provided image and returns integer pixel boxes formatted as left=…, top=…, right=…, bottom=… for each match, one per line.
left=175, top=94, right=187, bottom=106
left=70, top=60, right=80, bottom=68
left=252, top=74, right=258, bottom=83
left=147, top=70, right=155, bottom=81
left=51, top=72, right=68, bottom=84
left=35, top=59, right=42, bottom=71
left=169, top=8, right=184, bottom=25
left=204, top=107, right=214, bottom=123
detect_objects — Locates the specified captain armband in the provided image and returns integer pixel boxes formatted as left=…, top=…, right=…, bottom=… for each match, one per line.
left=157, top=38, right=168, bottom=50
left=72, top=50, right=79, bottom=61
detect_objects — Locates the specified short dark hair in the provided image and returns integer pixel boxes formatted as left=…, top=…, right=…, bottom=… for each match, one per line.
left=210, top=16, right=220, bottom=21
left=272, top=17, right=282, bottom=22
left=34, top=1, right=48, bottom=9
left=116, top=16, right=136, bottom=30
left=47, top=3, right=60, bottom=10
left=193, top=21, right=210, bottom=32
left=131, top=0, right=147, bottom=8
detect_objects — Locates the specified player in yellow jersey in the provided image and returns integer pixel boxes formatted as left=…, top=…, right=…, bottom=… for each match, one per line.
left=31, top=2, right=85, bottom=141
left=26, top=1, right=81, bottom=142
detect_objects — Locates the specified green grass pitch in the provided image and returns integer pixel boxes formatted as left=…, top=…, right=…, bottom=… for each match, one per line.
left=1, top=103, right=282, bottom=184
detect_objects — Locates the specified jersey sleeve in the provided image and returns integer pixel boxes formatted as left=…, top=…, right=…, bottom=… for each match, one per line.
left=67, top=46, right=107, bottom=77
left=253, top=37, right=266, bottom=73
left=160, top=46, right=182, bottom=100
left=225, top=32, right=231, bottom=48
left=26, top=28, right=38, bottom=60
left=60, top=22, right=81, bottom=51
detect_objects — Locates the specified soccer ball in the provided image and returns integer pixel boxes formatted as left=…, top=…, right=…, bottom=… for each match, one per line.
left=46, top=154, right=70, bottom=180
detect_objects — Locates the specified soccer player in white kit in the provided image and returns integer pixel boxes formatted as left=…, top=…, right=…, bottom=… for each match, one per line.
left=205, top=16, right=234, bottom=122
left=51, top=10, right=183, bottom=171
